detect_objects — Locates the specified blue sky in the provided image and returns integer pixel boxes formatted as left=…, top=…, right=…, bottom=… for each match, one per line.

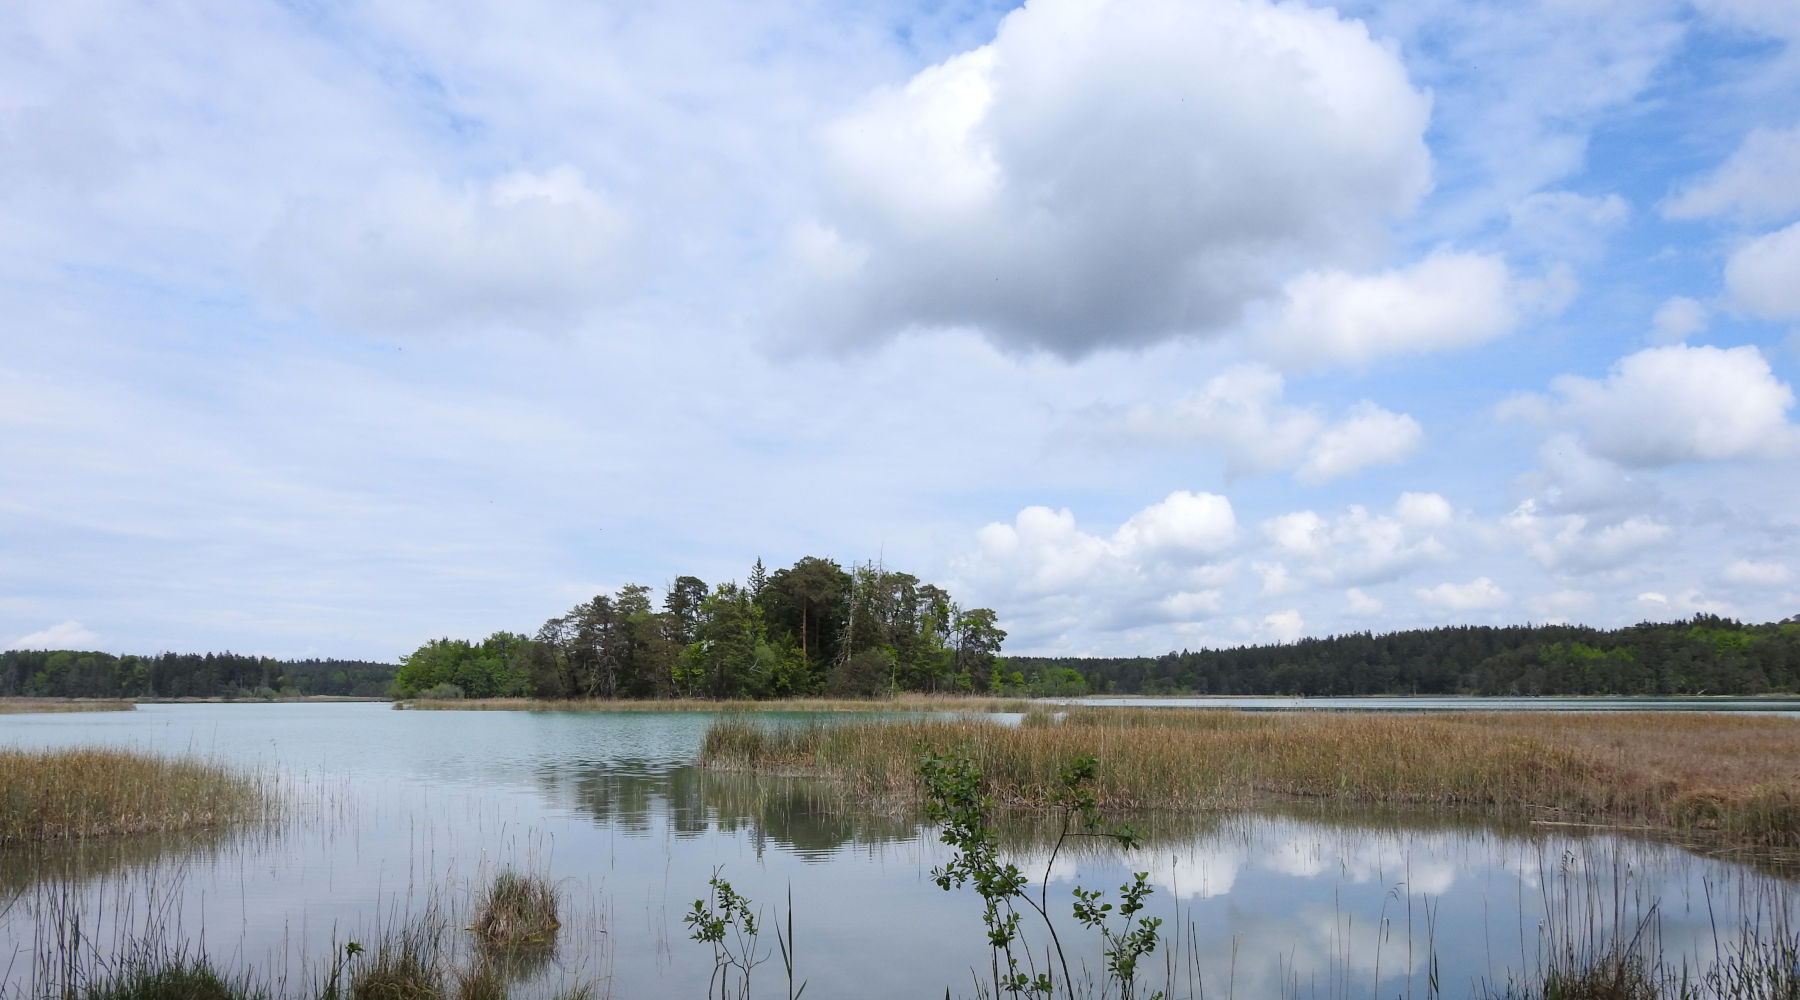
left=4, top=0, right=1798, bottom=660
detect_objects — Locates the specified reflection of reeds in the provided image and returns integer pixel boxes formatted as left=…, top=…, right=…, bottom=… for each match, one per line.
left=698, top=709, right=1800, bottom=849
left=0, top=748, right=276, bottom=848
left=23, top=871, right=597, bottom=1000
left=1485, top=858, right=1800, bottom=1000
left=0, top=699, right=135, bottom=714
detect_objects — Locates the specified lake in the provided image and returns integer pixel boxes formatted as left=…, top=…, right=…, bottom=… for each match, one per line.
left=2, top=703, right=1794, bottom=998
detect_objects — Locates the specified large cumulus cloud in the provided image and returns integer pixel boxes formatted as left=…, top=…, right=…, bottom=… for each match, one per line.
left=1527, top=344, right=1798, bottom=467
left=784, top=0, right=1432, bottom=356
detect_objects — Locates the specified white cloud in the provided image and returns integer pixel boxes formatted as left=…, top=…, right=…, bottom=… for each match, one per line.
left=1296, top=402, right=1423, bottom=485
left=1262, top=609, right=1305, bottom=643
left=1361, top=2, right=1683, bottom=235
left=1343, top=588, right=1384, bottom=616
left=1416, top=577, right=1510, bottom=612
left=968, top=490, right=1237, bottom=599
left=1507, top=190, right=1630, bottom=261
left=1535, top=344, right=1798, bottom=466
left=1256, top=250, right=1531, bottom=368
left=1691, top=0, right=1800, bottom=43
left=1637, top=588, right=1736, bottom=617
left=1102, top=364, right=1422, bottom=483
left=1664, top=123, right=1800, bottom=224
left=1725, top=221, right=1800, bottom=322
left=1649, top=296, right=1708, bottom=344
left=1262, top=493, right=1455, bottom=586
left=9, top=620, right=100, bottom=650
left=1115, top=491, right=1239, bottom=558
left=1724, top=560, right=1792, bottom=585
left=1505, top=501, right=1672, bottom=573
left=1104, top=365, right=1321, bottom=476
left=262, top=166, right=627, bottom=334
left=789, top=0, right=1432, bottom=355
left=1528, top=589, right=1594, bottom=622
left=1254, top=562, right=1297, bottom=597
left=1159, top=590, right=1224, bottom=619
left=1514, top=433, right=1657, bottom=514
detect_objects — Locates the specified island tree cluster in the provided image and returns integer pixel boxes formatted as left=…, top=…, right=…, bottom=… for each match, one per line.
left=394, top=557, right=1009, bottom=700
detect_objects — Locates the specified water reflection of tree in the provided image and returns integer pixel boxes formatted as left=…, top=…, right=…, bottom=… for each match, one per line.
left=536, top=759, right=1800, bottom=883
left=538, top=763, right=922, bottom=859
left=0, top=825, right=241, bottom=899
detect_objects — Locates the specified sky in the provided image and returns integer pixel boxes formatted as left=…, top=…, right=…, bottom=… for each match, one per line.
left=4, top=0, right=1800, bottom=662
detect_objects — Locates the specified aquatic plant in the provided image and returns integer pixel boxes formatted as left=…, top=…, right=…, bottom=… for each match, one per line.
left=0, top=747, right=273, bottom=848
left=0, top=699, right=135, bottom=714
left=686, top=871, right=806, bottom=1000
left=470, top=871, right=560, bottom=949
left=699, top=709, right=1800, bottom=848
left=917, top=746, right=1161, bottom=1000
left=75, top=954, right=260, bottom=1000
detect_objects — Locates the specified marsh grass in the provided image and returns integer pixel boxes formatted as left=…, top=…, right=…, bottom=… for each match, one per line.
left=397, top=693, right=1038, bottom=714
left=470, top=871, right=559, bottom=950
left=0, top=699, right=135, bottom=714
left=1484, top=859, right=1800, bottom=1000
left=78, top=955, right=265, bottom=1000
left=0, top=748, right=276, bottom=848
left=346, top=915, right=445, bottom=1000
left=698, top=708, right=1800, bottom=848
left=20, top=869, right=593, bottom=1000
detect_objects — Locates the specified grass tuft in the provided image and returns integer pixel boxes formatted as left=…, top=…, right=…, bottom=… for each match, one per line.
left=471, top=871, right=560, bottom=950
left=348, top=928, right=444, bottom=1000
left=78, top=957, right=261, bottom=1000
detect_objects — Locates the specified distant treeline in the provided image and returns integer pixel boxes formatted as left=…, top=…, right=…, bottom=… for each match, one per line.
left=1011, top=614, right=1800, bottom=697
left=396, top=556, right=1008, bottom=700
left=0, top=650, right=397, bottom=699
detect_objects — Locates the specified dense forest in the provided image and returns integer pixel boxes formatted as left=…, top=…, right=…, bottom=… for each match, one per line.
left=1012, top=615, right=1800, bottom=697
left=8, top=584, right=1796, bottom=702
left=393, top=556, right=1008, bottom=699
left=0, top=650, right=397, bottom=699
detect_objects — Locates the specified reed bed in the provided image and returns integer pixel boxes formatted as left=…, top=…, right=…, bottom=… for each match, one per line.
left=0, top=747, right=275, bottom=847
left=24, top=872, right=596, bottom=1000
left=698, top=708, right=1800, bottom=848
left=398, top=693, right=1039, bottom=713
left=0, top=699, right=135, bottom=714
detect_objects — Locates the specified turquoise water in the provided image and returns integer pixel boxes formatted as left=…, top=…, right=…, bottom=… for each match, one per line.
left=1, top=703, right=1793, bottom=998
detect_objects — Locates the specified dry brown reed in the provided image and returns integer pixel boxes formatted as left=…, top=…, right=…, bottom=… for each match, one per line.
left=699, top=708, right=1800, bottom=848
left=0, top=698, right=136, bottom=714
left=399, top=693, right=1038, bottom=713
left=0, top=747, right=274, bottom=847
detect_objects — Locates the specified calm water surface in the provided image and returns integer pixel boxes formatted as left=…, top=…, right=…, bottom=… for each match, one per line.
left=2, top=703, right=1793, bottom=999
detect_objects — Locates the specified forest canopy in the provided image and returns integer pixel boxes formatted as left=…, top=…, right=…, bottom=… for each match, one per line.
left=1012, top=614, right=1800, bottom=697
left=392, top=556, right=1009, bottom=700
left=0, top=650, right=396, bottom=699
